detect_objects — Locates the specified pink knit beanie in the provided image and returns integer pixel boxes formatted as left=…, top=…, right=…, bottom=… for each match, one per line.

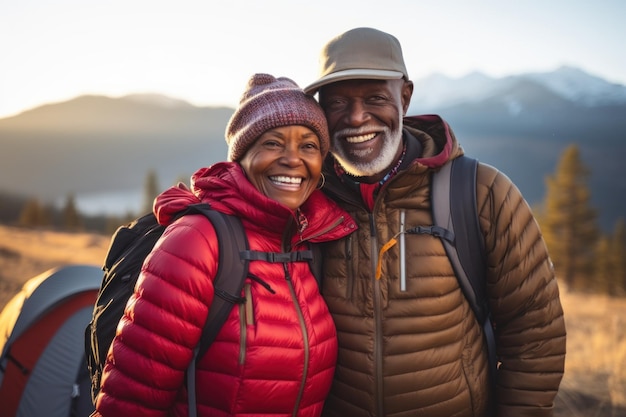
left=225, top=73, right=330, bottom=162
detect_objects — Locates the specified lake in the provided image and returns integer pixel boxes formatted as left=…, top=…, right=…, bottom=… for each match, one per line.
left=59, top=189, right=144, bottom=216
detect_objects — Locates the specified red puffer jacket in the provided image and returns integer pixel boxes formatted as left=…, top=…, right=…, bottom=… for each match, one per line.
left=93, top=162, right=357, bottom=417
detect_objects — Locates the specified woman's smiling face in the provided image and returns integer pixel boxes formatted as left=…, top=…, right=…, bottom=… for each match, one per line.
left=239, top=125, right=323, bottom=210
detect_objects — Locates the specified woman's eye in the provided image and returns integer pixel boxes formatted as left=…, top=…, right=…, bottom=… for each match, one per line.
left=263, top=141, right=281, bottom=148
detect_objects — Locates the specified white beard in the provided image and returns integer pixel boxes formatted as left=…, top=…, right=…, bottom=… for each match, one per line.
left=331, top=109, right=404, bottom=178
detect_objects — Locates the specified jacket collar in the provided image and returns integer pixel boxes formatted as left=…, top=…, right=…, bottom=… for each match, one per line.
left=322, top=114, right=462, bottom=208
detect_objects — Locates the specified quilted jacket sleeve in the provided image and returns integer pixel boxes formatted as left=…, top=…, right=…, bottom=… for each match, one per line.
left=477, top=163, right=566, bottom=417
left=95, top=216, right=219, bottom=417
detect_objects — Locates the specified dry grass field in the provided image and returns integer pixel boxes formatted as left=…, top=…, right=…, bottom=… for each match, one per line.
left=0, top=224, right=110, bottom=308
left=0, top=224, right=625, bottom=416
left=0, top=226, right=110, bottom=309
left=556, top=292, right=626, bottom=416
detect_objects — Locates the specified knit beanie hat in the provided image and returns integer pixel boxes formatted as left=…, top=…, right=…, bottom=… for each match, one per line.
left=225, top=73, right=330, bottom=162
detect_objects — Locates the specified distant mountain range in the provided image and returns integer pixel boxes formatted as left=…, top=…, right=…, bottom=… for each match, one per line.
left=1, top=66, right=624, bottom=231
left=410, top=66, right=626, bottom=110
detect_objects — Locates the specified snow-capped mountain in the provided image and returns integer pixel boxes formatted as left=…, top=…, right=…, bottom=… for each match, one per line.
left=523, top=66, right=626, bottom=106
left=410, top=66, right=626, bottom=112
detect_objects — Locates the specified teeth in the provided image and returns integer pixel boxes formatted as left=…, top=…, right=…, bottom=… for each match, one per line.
left=270, top=176, right=302, bottom=185
left=346, top=133, right=376, bottom=144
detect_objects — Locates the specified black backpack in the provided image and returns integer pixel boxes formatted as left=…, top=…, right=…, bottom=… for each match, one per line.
left=84, top=203, right=250, bottom=404
left=85, top=202, right=322, bottom=416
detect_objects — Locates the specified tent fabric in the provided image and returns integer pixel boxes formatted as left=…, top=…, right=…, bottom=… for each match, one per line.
left=16, top=307, right=93, bottom=417
left=0, top=264, right=103, bottom=359
left=0, top=264, right=102, bottom=417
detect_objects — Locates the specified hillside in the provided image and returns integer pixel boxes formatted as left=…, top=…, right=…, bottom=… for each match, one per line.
left=0, top=225, right=625, bottom=415
left=0, top=95, right=233, bottom=205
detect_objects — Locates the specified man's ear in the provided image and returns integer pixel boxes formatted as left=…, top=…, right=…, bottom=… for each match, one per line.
left=401, top=80, right=414, bottom=115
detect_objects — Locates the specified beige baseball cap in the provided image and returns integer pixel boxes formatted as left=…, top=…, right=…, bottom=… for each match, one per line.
left=304, top=27, right=409, bottom=94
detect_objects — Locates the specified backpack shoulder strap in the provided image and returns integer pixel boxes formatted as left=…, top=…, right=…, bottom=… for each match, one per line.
left=191, top=203, right=249, bottom=358
left=433, top=156, right=486, bottom=319
left=183, top=203, right=249, bottom=417
left=308, top=243, right=323, bottom=287
left=432, top=156, right=497, bottom=398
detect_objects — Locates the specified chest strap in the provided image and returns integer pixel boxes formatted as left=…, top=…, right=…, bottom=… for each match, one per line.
left=240, top=250, right=314, bottom=263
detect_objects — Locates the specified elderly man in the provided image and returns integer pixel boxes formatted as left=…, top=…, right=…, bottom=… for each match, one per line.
left=305, top=27, right=566, bottom=417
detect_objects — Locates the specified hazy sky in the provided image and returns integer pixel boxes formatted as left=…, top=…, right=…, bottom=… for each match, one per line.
left=1, top=0, right=624, bottom=118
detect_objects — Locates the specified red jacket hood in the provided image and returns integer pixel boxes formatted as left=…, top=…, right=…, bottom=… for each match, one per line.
left=155, top=162, right=357, bottom=244
left=402, top=114, right=464, bottom=169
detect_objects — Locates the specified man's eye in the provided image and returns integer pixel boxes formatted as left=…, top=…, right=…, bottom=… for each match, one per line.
left=324, top=99, right=346, bottom=110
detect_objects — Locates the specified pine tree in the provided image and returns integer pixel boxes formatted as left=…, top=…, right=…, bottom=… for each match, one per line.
left=541, top=145, right=599, bottom=290
left=593, top=236, right=612, bottom=293
left=142, top=170, right=160, bottom=214
left=611, top=218, right=626, bottom=295
left=62, top=193, right=83, bottom=231
left=18, top=198, right=50, bottom=228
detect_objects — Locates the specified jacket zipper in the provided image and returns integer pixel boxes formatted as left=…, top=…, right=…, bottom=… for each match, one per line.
left=369, top=213, right=384, bottom=417
left=283, top=263, right=308, bottom=417
left=370, top=180, right=402, bottom=416
left=299, top=215, right=345, bottom=243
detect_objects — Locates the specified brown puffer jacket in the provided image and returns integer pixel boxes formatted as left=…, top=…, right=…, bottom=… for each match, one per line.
left=320, top=115, right=566, bottom=417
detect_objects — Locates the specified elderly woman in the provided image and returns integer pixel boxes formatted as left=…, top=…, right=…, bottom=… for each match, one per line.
left=92, top=74, right=357, bottom=417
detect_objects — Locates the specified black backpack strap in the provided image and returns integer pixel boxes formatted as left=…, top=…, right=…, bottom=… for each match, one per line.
left=434, top=156, right=487, bottom=317
left=432, top=156, right=497, bottom=407
left=241, top=246, right=323, bottom=287
left=241, top=249, right=314, bottom=263
left=308, top=243, right=323, bottom=287
left=191, top=204, right=249, bottom=357
left=182, top=203, right=249, bottom=417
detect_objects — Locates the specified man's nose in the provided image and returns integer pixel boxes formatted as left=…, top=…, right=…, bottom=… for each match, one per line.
left=345, top=101, right=370, bottom=125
